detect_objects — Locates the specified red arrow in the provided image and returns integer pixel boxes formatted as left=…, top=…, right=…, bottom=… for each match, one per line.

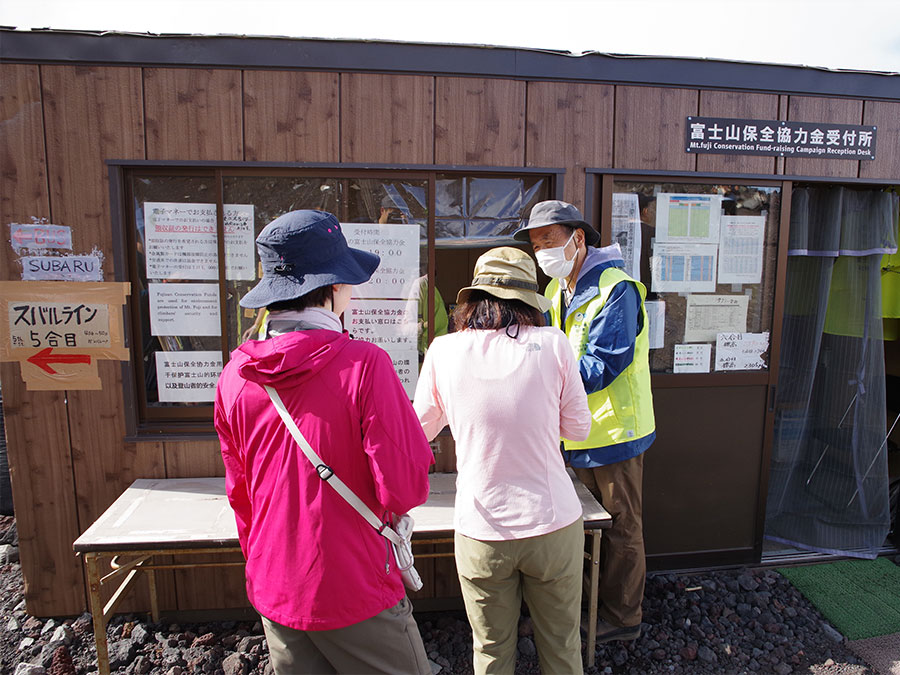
left=26, top=347, right=92, bottom=375
left=11, top=228, right=32, bottom=244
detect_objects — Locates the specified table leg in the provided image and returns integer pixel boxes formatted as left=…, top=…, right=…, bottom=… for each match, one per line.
left=146, top=564, right=160, bottom=624
left=85, top=553, right=110, bottom=675
left=586, top=530, right=601, bottom=669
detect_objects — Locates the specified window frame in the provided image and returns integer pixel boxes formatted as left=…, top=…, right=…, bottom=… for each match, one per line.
left=111, top=162, right=564, bottom=437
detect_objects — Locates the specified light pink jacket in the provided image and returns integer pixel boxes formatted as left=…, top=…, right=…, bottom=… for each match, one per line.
left=414, top=326, right=591, bottom=540
left=215, top=329, right=434, bottom=631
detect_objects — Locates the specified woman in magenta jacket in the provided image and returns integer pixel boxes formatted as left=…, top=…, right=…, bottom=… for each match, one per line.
left=215, top=210, right=434, bottom=674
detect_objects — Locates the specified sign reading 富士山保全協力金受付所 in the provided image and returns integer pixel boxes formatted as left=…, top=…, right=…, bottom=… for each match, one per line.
left=685, top=117, right=877, bottom=159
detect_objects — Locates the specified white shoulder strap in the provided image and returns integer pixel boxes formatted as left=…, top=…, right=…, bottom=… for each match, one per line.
left=263, top=384, right=402, bottom=547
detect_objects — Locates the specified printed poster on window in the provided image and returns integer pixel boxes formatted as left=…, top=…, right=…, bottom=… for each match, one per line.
left=673, top=344, right=711, bottom=373
left=644, top=300, right=666, bottom=350
left=650, top=242, right=718, bottom=293
left=655, top=193, right=722, bottom=244
left=149, top=283, right=221, bottom=336
left=156, top=350, right=223, bottom=402
left=143, top=202, right=255, bottom=281
left=718, top=215, right=766, bottom=285
left=683, top=294, right=750, bottom=343
left=612, top=193, right=642, bottom=280
left=341, top=223, right=420, bottom=300
left=345, top=298, right=418, bottom=398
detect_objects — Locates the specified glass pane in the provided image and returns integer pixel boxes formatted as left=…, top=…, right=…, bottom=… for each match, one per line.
left=131, top=175, right=223, bottom=408
left=610, top=180, right=781, bottom=374
left=222, top=176, right=341, bottom=351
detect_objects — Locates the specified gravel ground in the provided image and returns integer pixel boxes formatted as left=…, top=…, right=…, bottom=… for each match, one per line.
left=0, top=515, right=888, bottom=674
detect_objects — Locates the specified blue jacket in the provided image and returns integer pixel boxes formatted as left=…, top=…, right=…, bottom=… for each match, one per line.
left=551, top=246, right=656, bottom=467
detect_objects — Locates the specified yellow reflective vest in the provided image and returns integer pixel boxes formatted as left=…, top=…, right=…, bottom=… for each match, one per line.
left=547, top=267, right=655, bottom=451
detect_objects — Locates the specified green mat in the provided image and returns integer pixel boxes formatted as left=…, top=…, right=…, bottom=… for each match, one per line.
left=778, top=558, right=900, bottom=641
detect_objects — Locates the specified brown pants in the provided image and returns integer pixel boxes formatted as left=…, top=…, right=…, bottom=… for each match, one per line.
left=261, top=597, right=430, bottom=675
left=574, top=452, right=646, bottom=627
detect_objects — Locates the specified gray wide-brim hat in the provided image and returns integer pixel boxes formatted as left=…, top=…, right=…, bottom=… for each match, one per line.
left=456, top=247, right=552, bottom=313
left=513, top=199, right=600, bottom=247
left=240, top=210, right=380, bottom=309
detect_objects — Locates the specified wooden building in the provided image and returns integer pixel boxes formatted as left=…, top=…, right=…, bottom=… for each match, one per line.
left=1, top=29, right=898, bottom=617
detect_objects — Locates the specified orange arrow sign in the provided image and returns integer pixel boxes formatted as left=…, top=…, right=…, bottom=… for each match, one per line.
left=26, top=347, right=92, bottom=375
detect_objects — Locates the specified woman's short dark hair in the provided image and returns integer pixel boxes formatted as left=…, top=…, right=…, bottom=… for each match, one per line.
left=267, top=285, right=334, bottom=313
left=452, top=290, right=546, bottom=333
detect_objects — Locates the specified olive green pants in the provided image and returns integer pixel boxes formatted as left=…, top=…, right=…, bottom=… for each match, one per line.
left=261, top=596, right=430, bottom=675
left=454, top=518, right=584, bottom=675
left=574, top=452, right=646, bottom=628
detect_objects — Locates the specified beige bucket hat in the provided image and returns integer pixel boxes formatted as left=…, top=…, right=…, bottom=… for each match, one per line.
left=456, top=247, right=552, bottom=313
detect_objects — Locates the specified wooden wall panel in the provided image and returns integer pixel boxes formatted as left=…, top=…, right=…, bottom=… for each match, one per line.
left=341, top=74, right=434, bottom=164
left=784, top=96, right=863, bottom=178
left=244, top=70, right=339, bottom=162
left=526, top=82, right=614, bottom=210
left=165, top=439, right=225, bottom=477
left=697, top=90, right=779, bottom=175
left=435, top=77, right=525, bottom=166
left=42, top=65, right=144, bottom=262
left=144, top=68, right=242, bottom=161
left=0, top=64, right=85, bottom=616
left=0, top=63, right=48, bottom=282
left=0, top=364, right=83, bottom=615
left=41, top=66, right=151, bottom=613
left=860, top=100, right=900, bottom=180
left=614, top=86, right=698, bottom=172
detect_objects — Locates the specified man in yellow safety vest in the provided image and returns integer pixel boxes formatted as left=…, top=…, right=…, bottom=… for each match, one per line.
left=515, top=200, right=656, bottom=643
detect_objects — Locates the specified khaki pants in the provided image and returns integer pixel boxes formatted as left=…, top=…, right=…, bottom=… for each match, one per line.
left=574, top=452, right=646, bottom=627
left=260, top=596, right=430, bottom=675
left=454, top=518, right=584, bottom=675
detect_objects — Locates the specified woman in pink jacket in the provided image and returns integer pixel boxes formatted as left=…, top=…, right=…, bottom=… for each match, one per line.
left=413, top=247, right=592, bottom=675
left=215, top=210, right=434, bottom=675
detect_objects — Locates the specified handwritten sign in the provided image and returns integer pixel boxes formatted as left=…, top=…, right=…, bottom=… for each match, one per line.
left=9, top=223, right=72, bottom=253
left=21, top=255, right=103, bottom=282
left=684, top=294, right=750, bottom=343
left=715, top=332, right=769, bottom=371
left=8, top=302, right=111, bottom=349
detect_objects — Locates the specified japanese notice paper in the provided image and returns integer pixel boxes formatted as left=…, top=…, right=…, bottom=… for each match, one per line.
left=673, top=344, right=711, bottom=373
left=718, top=216, right=765, bottom=285
left=684, top=294, right=750, bottom=343
left=715, top=332, right=769, bottom=371
left=612, top=193, right=642, bottom=280
left=156, top=350, right=224, bottom=403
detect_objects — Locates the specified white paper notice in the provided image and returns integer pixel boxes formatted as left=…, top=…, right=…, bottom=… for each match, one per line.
left=655, top=193, right=722, bottom=244
left=149, top=283, right=221, bottom=336
left=651, top=242, right=718, bottom=293
left=683, top=294, right=750, bottom=343
left=715, top=332, right=769, bottom=371
left=143, top=202, right=255, bottom=281
left=612, top=193, right=642, bottom=280
left=342, top=223, right=420, bottom=300
left=156, top=350, right=223, bottom=403
left=674, top=344, right=711, bottom=373
left=345, top=297, right=418, bottom=398
left=644, top=300, right=666, bottom=350
left=224, top=205, right=256, bottom=281
left=717, top=215, right=766, bottom=285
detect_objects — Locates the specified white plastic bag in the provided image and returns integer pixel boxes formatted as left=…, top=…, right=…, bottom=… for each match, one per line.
left=391, top=514, right=422, bottom=592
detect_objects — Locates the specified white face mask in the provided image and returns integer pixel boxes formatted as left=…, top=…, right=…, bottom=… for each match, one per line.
left=535, top=231, right=576, bottom=279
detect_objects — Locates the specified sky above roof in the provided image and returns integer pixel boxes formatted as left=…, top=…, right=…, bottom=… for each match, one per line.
left=2, top=0, right=899, bottom=74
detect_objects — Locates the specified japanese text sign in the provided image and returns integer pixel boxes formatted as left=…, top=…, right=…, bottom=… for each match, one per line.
left=685, top=117, right=876, bottom=159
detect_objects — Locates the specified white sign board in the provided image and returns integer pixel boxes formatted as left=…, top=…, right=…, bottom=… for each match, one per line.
left=684, top=294, right=750, bottom=343
left=143, top=202, right=255, bottom=281
left=21, top=255, right=103, bottom=282
left=673, top=343, right=711, bottom=373
left=156, top=350, right=223, bottom=402
left=718, top=216, right=766, bottom=285
left=149, top=283, right=221, bottom=336
left=715, top=332, right=769, bottom=371
left=9, top=223, right=72, bottom=253
left=341, top=223, right=420, bottom=299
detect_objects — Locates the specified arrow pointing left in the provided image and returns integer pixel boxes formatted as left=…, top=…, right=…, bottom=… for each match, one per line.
left=26, top=347, right=92, bottom=375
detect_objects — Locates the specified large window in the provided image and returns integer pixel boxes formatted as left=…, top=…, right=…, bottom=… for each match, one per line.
left=605, top=178, right=782, bottom=374
left=122, top=167, right=555, bottom=432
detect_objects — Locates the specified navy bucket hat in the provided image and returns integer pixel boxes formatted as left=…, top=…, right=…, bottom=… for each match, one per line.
left=239, top=210, right=380, bottom=309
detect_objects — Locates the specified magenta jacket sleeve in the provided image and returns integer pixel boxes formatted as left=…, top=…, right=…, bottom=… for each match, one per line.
left=359, top=347, right=435, bottom=515
left=214, top=389, right=252, bottom=558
